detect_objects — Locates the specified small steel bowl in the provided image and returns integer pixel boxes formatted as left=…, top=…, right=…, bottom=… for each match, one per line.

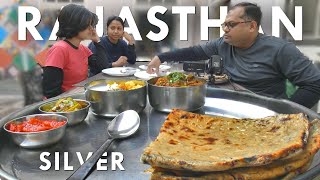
left=38, top=99, right=90, bottom=126
left=3, top=114, right=68, bottom=149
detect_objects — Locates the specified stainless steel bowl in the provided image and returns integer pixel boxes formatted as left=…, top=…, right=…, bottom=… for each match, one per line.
left=85, top=79, right=147, bottom=117
left=39, top=99, right=90, bottom=126
left=3, top=114, right=67, bottom=149
left=147, top=76, right=207, bottom=112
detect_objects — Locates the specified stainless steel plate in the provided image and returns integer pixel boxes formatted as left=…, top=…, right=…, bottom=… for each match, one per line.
left=0, top=88, right=319, bottom=180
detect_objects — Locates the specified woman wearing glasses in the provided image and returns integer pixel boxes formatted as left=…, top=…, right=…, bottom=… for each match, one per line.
left=147, top=2, right=320, bottom=109
left=42, top=4, right=106, bottom=98
left=88, top=16, right=136, bottom=76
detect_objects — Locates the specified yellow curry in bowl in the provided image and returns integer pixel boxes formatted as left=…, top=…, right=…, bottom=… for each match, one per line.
left=106, top=80, right=145, bottom=91
left=41, top=97, right=88, bottom=113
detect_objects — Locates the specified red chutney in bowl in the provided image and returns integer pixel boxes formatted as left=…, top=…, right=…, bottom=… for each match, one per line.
left=7, top=117, right=66, bottom=132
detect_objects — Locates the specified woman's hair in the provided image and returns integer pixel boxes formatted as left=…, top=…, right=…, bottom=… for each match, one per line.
left=106, top=16, right=124, bottom=28
left=56, top=4, right=98, bottom=39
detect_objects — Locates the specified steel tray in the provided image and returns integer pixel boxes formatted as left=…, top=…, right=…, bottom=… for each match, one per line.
left=0, top=87, right=320, bottom=180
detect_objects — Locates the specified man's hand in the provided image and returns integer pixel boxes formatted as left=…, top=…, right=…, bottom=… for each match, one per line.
left=112, top=56, right=128, bottom=67
left=147, top=56, right=161, bottom=74
left=123, top=31, right=135, bottom=45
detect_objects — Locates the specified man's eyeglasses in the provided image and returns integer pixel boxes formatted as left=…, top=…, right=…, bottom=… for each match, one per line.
left=221, top=21, right=252, bottom=29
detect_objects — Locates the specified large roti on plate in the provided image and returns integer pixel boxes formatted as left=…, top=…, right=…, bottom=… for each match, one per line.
left=149, top=119, right=320, bottom=180
left=141, top=109, right=310, bottom=172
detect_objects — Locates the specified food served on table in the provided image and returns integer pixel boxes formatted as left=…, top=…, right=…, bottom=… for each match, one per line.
left=154, top=72, right=204, bottom=87
left=105, top=80, right=145, bottom=91
left=149, top=120, right=320, bottom=180
left=142, top=109, right=309, bottom=171
left=141, top=109, right=320, bottom=179
left=147, top=74, right=207, bottom=112
left=6, top=117, right=66, bottom=132
left=4, top=114, right=68, bottom=148
left=41, top=97, right=86, bottom=112
left=85, top=79, right=147, bottom=116
left=39, top=98, right=90, bottom=126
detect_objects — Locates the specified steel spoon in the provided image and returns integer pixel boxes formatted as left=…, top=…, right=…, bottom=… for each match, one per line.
left=67, top=110, right=140, bottom=180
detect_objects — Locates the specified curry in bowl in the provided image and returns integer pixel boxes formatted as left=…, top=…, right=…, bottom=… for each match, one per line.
left=87, top=80, right=145, bottom=91
left=105, top=80, right=145, bottom=91
left=147, top=72, right=207, bottom=112
left=39, top=97, right=90, bottom=126
left=85, top=79, right=147, bottom=117
left=40, top=97, right=89, bottom=113
left=154, top=72, right=205, bottom=87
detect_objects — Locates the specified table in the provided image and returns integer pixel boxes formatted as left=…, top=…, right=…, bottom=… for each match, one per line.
left=1, top=85, right=320, bottom=180
left=67, top=62, right=251, bottom=96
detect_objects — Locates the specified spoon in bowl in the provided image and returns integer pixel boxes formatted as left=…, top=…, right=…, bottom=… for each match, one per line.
left=67, top=110, right=140, bottom=180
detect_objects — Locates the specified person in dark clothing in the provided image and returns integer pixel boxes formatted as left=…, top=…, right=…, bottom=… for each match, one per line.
left=88, top=16, right=136, bottom=76
left=147, top=2, right=320, bottom=109
left=42, top=4, right=108, bottom=98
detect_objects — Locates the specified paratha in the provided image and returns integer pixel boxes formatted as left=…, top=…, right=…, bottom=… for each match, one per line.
left=141, top=109, right=309, bottom=172
left=150, top=158, right=314, bottom=180
left=150, top=157, right=313, bottom=180
left=148, top=119, right=320, bottom=180
left=281, top=159, right=313, bottom=180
